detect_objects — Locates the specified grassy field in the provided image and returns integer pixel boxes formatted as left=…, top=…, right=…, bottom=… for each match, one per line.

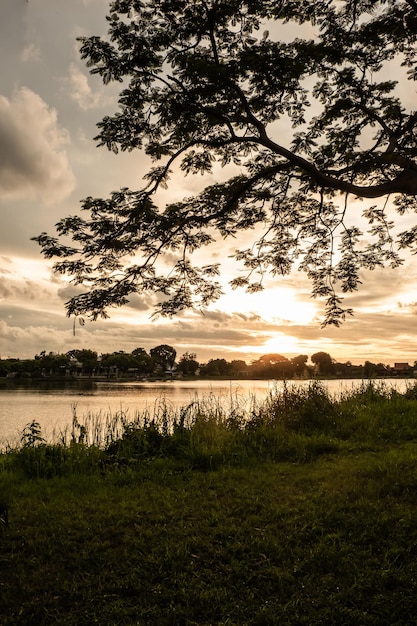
left=1, top=381, right=417, bottom=625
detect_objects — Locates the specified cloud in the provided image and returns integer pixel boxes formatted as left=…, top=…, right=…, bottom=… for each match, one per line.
left=0, top=87, right=75, bottom=203
left=56, top=284, right=156, bottom=314
left=201, top=310, right=262, bottom=323
left=56, top=283, right=85, bottom=304
left=0, top=276, right=49, bottom=302
left=126, top=293, right=157, bottom=312
left=20, top=42, right=40, bottom=63
left=1, top=288, right=417, bottom=365
left=0, top=259, right=56, bottom=307
left=68, top=62, right=105, bottom=110
left=0, top=319, right=71, bottom=360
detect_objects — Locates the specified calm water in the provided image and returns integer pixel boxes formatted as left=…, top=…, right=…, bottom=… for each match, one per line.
left=0, top=378, right=412, bottom=445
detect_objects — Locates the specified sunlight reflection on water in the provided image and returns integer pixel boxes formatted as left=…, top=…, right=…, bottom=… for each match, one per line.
left=0, top=378, right=412, bottom=445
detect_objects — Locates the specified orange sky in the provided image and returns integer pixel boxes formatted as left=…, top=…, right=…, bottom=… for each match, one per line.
left=0, top=0, right=416, bottom=366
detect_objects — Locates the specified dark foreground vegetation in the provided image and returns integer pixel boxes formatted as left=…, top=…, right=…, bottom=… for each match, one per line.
left=2, top=382, right=417, bottom=624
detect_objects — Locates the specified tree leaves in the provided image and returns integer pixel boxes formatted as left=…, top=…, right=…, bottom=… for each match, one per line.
left=33, top=0, right=417, bottom=326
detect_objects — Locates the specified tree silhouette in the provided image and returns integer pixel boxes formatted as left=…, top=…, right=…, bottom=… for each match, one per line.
left=150, top=344, right=177, bottom=370
left=177, top=352, right=199, bottom=376
left=311, top=351, right=334, bottom=375
left=33, top=1, right=417, bottom=325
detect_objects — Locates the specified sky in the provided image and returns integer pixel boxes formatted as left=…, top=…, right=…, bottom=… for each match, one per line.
left=0, top=0, right=417, bottom=366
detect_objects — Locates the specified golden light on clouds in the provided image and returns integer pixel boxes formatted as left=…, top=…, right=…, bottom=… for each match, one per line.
left=8, top=256, right=52, bottom=282
left=218, top=285, right=318, bottom=325
left=1, top=0, right=417, bottom=365
left=247, top=333, right=301, bottom=356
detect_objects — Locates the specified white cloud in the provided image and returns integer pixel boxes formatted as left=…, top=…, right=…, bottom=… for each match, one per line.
left=68, top=62, right=101, bottom=110
left=20, top=42, right=40, bottom=63
left=0, top=320, right=71, bottom=360
left=0, top=275, right=49, bottom=303
left=0, top=87, right=75, bottom=204
left=68, top=62, right=113, bottom=111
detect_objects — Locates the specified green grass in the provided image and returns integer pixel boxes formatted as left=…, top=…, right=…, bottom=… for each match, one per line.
left=2, top=381, right=417, bottom=624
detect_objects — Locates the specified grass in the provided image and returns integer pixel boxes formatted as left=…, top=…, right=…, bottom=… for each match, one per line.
left=1, top=381, right=417, bottom=624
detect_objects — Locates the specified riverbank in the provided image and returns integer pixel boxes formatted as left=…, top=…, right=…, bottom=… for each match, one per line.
left=1, top=371, right=416, bottom=384
left=1, top=381, right=417, bottom=624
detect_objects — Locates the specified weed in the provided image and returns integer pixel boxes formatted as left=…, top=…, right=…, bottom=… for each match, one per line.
left=20, top=420, right=45, bottom=448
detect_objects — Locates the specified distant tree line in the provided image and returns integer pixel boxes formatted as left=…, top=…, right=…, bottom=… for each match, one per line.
left=0, top=347, right=414, bottom=380
left=0, top=345, right=177, bottom=379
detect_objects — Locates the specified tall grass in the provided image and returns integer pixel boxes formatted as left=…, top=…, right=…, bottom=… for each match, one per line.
left=3, top=380, right=417, bottom=478
left=3, top=381, right=417, bottom=624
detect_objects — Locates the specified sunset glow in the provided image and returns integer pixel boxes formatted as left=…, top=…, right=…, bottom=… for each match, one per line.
left=259, top=334, right=302, bottom=356
left=0, top=1, right=416, bottom=367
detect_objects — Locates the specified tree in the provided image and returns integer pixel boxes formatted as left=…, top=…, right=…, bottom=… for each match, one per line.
left=66, top=349, right=98, bottom=373
left=200, top=358, right=231, bottom=376
left=150, top=344, right=177, bottom=370
left=364, top=360, right=379, bottom=377
left=33, top=1, right=417, bottom=326
left=229, top=359, right=248, bottom=375
left=291, top=355, right=309, bottom=376
left=177, top=352, right=200, bottom=375
left=131, top=347, right=154, bottom=373
left=250, top=354, right=294, bottom=378
left=101, top=350, right=138, bottom=372
left=311, top=351, right=334, bottom=375
left=258, top=354, right=289, bottom=365
left=34, top=351, right=71, bottom=369
left=131, top=347, right=148, bottom=358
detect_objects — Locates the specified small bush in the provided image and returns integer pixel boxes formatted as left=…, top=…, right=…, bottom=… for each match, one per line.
left=253, top=381, right=337, bottom=434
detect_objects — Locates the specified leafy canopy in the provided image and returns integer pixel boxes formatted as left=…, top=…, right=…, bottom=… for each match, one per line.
left=34, top=0, right=417, bottom=325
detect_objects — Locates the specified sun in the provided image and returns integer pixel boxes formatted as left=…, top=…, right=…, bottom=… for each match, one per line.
left=250, top=288, right=317, bottom=324
left=260, top=333, right=301, bottom=355
left=216, top=284, right=317, bottom=325
left=238, top=332, right=302, bottom=358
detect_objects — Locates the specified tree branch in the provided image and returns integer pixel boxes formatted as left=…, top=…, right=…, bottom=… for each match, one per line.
left=251, top=134, right=417, bottom=198
left=405, top=0, right=417, bottom=14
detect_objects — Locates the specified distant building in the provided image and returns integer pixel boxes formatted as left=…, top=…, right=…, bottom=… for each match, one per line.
left=393, top=362, right=411, bottom=372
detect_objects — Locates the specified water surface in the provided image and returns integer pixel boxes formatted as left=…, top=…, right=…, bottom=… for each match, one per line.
left=0, top=378, right=412, bottom=445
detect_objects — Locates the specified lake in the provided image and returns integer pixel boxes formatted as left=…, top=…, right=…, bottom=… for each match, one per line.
left=0, top=378, right=413, bottom=446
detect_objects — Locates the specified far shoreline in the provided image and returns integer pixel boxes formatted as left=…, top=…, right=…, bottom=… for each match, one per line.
left=0, top=373, right=416, bottom=386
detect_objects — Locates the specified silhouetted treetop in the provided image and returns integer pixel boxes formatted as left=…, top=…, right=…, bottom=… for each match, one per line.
left=33, top=0, right=417, bottom=325
left=150, top=344, right=177, bottom=369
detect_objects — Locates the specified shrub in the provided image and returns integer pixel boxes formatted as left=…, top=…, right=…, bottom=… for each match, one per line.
left=256, top=381, right=337, bottom=434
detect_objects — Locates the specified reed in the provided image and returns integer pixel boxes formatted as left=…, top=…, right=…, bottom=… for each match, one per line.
left=3, top=380, right=417, bottom=477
